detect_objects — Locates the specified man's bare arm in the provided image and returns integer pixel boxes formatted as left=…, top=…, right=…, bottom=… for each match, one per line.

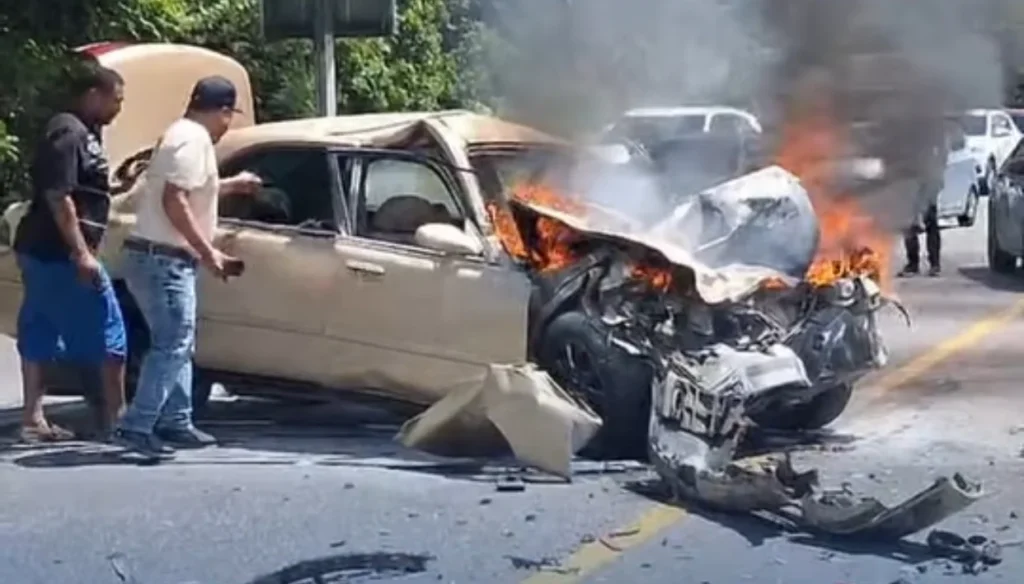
left=162, top=182, right=216, bottom=260
left=45, top=196, right=93, bottom=260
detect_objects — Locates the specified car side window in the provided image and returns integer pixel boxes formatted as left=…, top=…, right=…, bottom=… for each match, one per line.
left=993, top=115, right=1015, bottom=138
left=708, top=114, right=743, bottom=135
left=219, top=148, right=338, bottom=231
left=356, top=156, right=466, bottom=245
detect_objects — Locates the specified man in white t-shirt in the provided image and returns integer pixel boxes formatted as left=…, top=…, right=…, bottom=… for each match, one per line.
left=114, top=76, right=261, bottom=459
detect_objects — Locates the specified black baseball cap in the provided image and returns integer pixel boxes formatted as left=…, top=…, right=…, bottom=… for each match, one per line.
left=188, top=75, right=243, bottom=113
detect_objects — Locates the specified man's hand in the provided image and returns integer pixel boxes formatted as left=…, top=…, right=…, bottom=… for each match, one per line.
left=225, top=171, right=262, bottom=196
left=73, top=252, right=103, bottom=288
left=199, top=247, right=240, bottom=280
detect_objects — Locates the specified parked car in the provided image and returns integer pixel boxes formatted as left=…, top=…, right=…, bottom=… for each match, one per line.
left=935, top=118, right=981, bottom=228
left=598, top=106, right=763, bottom=152
left=959, top=108, right=1023, bottom=195
left=0, top=43, right=890, bottom=463
left=987, top=139, right=1024, bottom=272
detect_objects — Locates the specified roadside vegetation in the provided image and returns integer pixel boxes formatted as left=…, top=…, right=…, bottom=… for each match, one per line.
left=2, top=0, right=1024, bottom=205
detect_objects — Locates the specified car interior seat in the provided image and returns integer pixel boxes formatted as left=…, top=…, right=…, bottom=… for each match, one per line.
left=368, top=195, right=445, bottom=244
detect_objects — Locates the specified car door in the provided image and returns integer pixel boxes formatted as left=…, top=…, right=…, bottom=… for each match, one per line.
left=936, top=123, right=979, bottom=223
left=326, top=149, right=531, bottom=405
left=196, top=146, right=344, bottom=385
left=0, top=202, right=27, bottom=336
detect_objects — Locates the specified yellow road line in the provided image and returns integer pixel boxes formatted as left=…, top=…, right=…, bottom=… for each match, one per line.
left=519, top=503, right=686, bottom=584
left=863, top=296, right=1024, bottom=400
left=521, top=296, right=1024, bottom=583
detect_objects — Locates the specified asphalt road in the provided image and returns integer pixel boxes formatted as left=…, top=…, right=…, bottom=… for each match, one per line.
left=3, top=203, right=1024, bottom=584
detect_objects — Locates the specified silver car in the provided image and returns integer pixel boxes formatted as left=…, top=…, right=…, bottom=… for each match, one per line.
left=988, top=139, right=1024, bottom=272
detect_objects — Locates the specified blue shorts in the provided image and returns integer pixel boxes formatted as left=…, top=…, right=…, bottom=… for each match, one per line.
left=16, top=254, right=127, bottom=364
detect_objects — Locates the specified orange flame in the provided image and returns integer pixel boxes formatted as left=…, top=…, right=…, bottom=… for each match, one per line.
left=774, top=97, right=893, bottom=290
left=487, top=184, right=673, bottom=291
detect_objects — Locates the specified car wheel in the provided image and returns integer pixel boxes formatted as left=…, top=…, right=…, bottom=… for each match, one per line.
left=957, top=187, right=979, bottom=227
left=537, top=311, right=652, bottom=460
left=987, top=199, right=1017, bottom=273
left=116, top=282, right=213, bottom=416
left=753, top=383, right=854, bottom=431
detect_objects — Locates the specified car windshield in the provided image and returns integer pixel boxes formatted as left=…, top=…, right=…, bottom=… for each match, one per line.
left=606, top=114, right=707, bottom=148
left=960, top=114, right=987, bottom=136
left=469, top=147, right=580, bottom=205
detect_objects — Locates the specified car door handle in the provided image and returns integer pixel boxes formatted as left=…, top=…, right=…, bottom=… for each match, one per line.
left=345, top=260, right=385, bottom=276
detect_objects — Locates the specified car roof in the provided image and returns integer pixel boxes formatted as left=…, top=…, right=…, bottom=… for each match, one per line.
left=215, top=109, right=565, bottom=160
left=620, top=106, right=755, bottom=119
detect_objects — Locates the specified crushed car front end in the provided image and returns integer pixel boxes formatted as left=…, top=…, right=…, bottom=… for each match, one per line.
left=503, top=165, right=892, bottom=461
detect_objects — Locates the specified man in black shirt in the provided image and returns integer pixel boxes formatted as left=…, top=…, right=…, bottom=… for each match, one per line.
left=12, top=62, right=126, bottom=442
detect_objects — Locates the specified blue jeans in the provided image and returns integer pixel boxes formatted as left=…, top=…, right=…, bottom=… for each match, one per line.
left=117, top=248, right=198, bottom=434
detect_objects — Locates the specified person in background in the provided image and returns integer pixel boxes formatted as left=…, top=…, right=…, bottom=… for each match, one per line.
left=899, top=120, right=949, bottom=278
left=12, top=62, right=127, bottom=442
left=113, top=76, right=261, bottom=459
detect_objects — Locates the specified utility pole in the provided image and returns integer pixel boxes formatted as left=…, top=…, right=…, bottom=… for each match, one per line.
left=313, top=0, right=337, bottom=117
left=261, top=0, right=396, bottom=118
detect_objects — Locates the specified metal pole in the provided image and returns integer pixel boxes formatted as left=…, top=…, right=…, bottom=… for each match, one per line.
left=313, top=0, right=337, bottom=117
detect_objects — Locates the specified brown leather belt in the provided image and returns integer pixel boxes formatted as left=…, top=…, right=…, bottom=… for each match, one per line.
left=123, top=237, right=196, bottom=263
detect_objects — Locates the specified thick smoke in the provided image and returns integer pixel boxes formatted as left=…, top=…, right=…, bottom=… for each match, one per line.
left=475, top=0, right=1007, bottom=233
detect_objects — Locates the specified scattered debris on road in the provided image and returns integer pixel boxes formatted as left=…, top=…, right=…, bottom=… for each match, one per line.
left=926, top=529, right=1003, bottom=575
left=107, top=552, right=138, bottom=584
left=506, top=554, right=579, bottom=575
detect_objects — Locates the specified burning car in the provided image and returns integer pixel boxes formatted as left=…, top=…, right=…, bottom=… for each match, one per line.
left=0, top=42, right=983, bottom=534
left=0, top=43, right=890, bottom=462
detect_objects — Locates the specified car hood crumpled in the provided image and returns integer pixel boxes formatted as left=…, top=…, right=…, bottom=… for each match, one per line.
left=511, top=165, right=818, bottom=305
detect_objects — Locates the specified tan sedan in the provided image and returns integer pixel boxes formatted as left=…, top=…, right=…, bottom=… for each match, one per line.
left=0, top=44, right=610, bottom=448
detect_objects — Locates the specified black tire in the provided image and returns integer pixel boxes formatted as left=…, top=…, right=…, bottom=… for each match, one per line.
left=754, top=383, right=854, bottom=431
left=116, top=282, right=213, bottom=416
left=957, top=187, right=979, bottom=227
left=987, top=198, right=1016, bottom=273
left=537, top=311, right=652, bottom=460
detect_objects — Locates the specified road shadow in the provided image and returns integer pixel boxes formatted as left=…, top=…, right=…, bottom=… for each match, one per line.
left=958, top=266, right=1024, bottom=292
left=1, top=395, right=648, bottom=483
left=739, top=427, right=860, bottom=458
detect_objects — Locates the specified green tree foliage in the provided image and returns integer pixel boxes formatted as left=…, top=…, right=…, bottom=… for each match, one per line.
left=0, top=0, right=467, bottom=204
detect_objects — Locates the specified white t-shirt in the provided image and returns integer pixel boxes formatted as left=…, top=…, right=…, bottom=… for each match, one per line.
left=132, top=118, right=219, bottom=249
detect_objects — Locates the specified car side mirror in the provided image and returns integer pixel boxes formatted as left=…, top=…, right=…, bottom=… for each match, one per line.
left=993, top=126, right=1012, bottom=138
left=414, top=223, right=483, bottom=255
